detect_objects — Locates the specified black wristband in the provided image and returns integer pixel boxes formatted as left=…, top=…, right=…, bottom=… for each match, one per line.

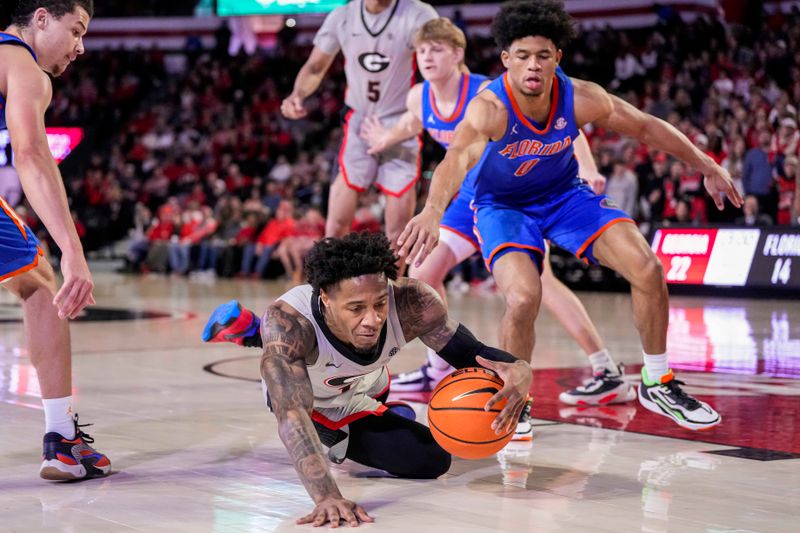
left=437, top=323, right=517, bottom=368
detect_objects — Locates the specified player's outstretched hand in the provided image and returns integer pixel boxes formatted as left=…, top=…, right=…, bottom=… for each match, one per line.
left=296, top=497, right=373, bottom=528
left=53, top=250, right=95, bottom=320
left=396, top=208, right=440, bottom=267
left=703, top=164, right=743, bottom=210
left=359, top=115, right=389, bottom=155
left=476, top=356, right=532, bottom=436
left=281, top=94, right=308, bottom=120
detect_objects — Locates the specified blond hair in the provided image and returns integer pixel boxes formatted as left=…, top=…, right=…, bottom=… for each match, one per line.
left=412, top=17, right=467, bottom=51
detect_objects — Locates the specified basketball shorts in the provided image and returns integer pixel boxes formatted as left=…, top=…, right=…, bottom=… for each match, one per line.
left=439, top=190, right=479, bottom=262
left=473, top=184, right=634, bottom=272
left=337, top=110, right=421, bottom=197
left=0, top=194, right=42, bottom=283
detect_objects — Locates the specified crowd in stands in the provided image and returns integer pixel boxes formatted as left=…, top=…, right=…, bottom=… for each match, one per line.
left=11, top=7, right=800, bottom=279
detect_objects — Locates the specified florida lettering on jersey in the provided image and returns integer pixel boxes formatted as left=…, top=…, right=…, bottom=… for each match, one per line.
left=468, top=67, right=581, bottom=206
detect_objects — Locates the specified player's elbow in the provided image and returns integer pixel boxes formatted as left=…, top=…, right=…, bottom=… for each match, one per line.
left=11, top=145, right=51, bottom=173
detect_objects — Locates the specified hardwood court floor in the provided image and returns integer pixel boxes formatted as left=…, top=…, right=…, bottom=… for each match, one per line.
left=1, top=273, right=798, bottom=532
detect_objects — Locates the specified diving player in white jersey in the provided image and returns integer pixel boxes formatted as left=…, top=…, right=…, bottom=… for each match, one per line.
left=0, top=0, right=109, bottom=480
left=359, top=18, right=634, bottom=416
left=203, top=232, right=532, bottom=527
left=280, top=0, right=437, bottom=250
left=398, top=0, right=742, bottom=431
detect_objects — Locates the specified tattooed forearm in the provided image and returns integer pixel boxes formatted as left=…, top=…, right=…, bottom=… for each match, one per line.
left=277, top=411, right=342, bottom=503
left=260, top=302, right=341, bottom=503
left=395, top=278, right=458, bottom=351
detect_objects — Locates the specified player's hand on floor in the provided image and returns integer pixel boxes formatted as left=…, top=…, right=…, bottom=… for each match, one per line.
left=476, top=356, right=532, bottom=435
left=396, top=208, right=440, bottom=267
left=53, top=250, right=95, bottom=320
left=297, top=497, right=373, bottom=528
left=359, top=115, right=389, bottom=155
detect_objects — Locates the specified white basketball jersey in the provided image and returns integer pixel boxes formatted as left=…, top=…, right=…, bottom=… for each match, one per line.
left=313, top=0, right=437, bottom=117
left=277, top=283, right=407, bottom=409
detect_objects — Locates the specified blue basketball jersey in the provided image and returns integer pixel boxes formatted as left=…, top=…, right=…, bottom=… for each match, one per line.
left=421, top=73, right=488, bottom=150
left=468, top=67, right=581, bottom=207
left=0, top=32, right=38, bottom=131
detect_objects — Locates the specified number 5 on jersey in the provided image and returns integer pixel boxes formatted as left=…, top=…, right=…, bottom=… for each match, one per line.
left=367, top=81, right=380, bottom=103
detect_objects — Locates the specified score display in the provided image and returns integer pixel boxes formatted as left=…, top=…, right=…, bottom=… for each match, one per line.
left=216, top=0, right=346, bottom=16
left=650, top=227, right=800, bottom=290
left=0, top=127, right=84, bottom=165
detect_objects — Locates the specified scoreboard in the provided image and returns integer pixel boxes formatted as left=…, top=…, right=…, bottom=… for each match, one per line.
left=0, top=127, right=84, bottom=165
left=650, top=227, right=800, bottom=289
left=216, top=0, right=346, bottom=16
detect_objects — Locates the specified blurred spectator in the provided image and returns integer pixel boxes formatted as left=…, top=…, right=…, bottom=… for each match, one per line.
left=240, top=200, right=296, bottom=279
left=605, top=162, right=638, bottom=217
left=743, top=130, right=776, bottom=216
left=736, top=195, right=774, bottom=226
left=275, top=208, right=326, bottom=285
left=776, top=156, right=798, bottom=225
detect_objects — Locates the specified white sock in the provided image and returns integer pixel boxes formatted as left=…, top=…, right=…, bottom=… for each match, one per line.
left=588, top=349, right=618, bottom=375
left=426, top=348, right=452, bottom=372
left=643, top=352, right=669, bottom=382
left=42, top=396, right=75, bottom=439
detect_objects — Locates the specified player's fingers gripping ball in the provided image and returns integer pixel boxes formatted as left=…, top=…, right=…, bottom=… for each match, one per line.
left=427, top=368, right=514, bottom=459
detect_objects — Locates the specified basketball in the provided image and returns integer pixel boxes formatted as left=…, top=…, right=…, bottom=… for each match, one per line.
left=427, top=367, right=514, bottom=459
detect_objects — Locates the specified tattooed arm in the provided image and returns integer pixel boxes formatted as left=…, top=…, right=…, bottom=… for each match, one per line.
left=261, top=301, right=372, bottom=527
left=394, top=278, right=532, bottom=435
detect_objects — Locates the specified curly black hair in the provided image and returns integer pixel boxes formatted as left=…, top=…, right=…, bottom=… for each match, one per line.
left=491, top=0, right=578, bottom=51
left=304, top=232, right=399, bottom=292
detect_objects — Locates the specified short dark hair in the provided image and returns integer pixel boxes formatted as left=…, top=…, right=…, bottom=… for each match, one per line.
left=491, top=0, right=577, bottom=51
left=5, top=0, right=93, bottom=28
left=305, top=232, right=399, bottom=292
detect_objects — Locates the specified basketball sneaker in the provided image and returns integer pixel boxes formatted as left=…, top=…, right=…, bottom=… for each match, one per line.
left=559, top=364, right=637, bottom=405
left=637, top=368, right=721, bottom=431
left=390, top=362, right=452, bottom=392
left=512, top=396, right=533, bottom=441
left=40, top=414, right=111, bottom=481
left=202, top=300, right=262, bottom=347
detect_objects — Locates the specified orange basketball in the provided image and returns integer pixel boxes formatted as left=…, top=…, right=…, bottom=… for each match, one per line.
left=427, top=367, right=513, bottom=459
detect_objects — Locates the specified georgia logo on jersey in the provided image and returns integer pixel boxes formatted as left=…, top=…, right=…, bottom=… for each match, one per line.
left=324, top=374, right=368, bottom=389
left=555, top=117, right=567, bottom=130
left=358, top=52, right=391, bottom=73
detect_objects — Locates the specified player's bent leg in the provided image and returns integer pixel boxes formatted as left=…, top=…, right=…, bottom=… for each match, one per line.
left=346, top=411, right=451, bottom=479
left=492, top=251, right=543, bottom=363
left=4, top=259, right=71, bottom=400
left=3, top=260, right=111, bottom=480
left=492, top=252, right=542, bottom=442
left=591, top=222, right=667, bottom=355
left=325, top=174, right=361, bottom=238
left=592, top=223, right=720, bottom=430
